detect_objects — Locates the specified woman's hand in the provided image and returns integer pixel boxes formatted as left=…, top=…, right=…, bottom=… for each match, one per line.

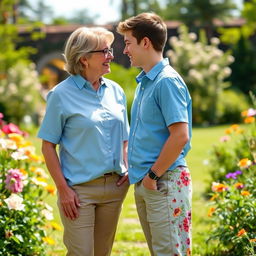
left=58, top=185, right=80, bottom=220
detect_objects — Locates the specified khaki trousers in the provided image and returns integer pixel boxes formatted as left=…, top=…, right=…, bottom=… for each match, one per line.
left=57, top=173, right=129, bottom=256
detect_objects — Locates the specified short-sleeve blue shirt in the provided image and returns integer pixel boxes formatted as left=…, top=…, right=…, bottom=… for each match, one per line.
left=38, top=75, right=129, bottom=186
left=128, top=58, right=192, bottom=184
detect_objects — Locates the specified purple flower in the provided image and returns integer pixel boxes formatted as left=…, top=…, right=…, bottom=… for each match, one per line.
left=225, top=170, right=242, bottom=179
left=5, top=169, right=24, bottom=193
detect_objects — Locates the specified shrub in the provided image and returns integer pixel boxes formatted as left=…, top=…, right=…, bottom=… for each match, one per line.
left=0, top=113, right=61, bottom=255
left=167, top=25, right=235, bottom=125
left=0, top=62, right=43, bottom=125
left=205, top=93, right=256, bottom=255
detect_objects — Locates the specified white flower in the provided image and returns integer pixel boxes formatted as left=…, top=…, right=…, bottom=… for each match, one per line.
left=0, top=139, right=17, bottom=150
left=209, top=64, right=219, bottom=72
left=210, top=37, right=220, bottom=45
left=223, top=67, right=231, bottom=76
left=4, top=194, right=25, bottom=211
left=42, top=209, right=54, bottom=220
left=31, top=177, right=48, bottom=187
left=11, top=151, right=28, bottom=161
left=188, top=32, right=197, bottom=41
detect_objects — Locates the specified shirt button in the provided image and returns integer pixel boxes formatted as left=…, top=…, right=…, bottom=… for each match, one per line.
left=141, top=87, right=144, bottom=90
left=129, top=165, right=132, bottom=168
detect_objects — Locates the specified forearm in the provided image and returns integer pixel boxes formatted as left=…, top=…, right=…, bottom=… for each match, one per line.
left=151, top=122, right=189, bottom=177
left=41, top=140, right=68, bottom=190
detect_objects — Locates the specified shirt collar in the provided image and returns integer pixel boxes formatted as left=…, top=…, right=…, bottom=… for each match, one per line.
left=71, top=75, right=108, bottom=90
left=136, top=58, right=169, bottom=83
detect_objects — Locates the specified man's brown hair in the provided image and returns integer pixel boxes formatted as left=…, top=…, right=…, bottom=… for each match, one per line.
left=117, top=12, right=167, bottom=52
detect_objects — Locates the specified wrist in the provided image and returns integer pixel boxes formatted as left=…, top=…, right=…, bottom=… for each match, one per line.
left=148, top=168, right=161, bottom=181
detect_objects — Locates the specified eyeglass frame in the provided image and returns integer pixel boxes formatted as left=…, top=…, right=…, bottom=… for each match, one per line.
left=88, top=47, right=113, bottom=57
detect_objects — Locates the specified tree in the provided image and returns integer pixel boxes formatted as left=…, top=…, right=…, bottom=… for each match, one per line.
left=163, top=0, right=237, bottom=40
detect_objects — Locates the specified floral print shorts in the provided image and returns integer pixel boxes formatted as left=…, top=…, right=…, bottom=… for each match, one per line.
left=135, top=166, right=192, bottom=256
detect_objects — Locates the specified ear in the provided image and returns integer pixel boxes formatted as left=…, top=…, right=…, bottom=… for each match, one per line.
left=80, top=56, right=88, bottom=68
left=141, top=37, right=151, bottom=49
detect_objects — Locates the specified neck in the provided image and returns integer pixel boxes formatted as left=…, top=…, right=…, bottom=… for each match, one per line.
left=142, top=51, right=163, bottom=73
left=83, top=72, right=101, bottom=91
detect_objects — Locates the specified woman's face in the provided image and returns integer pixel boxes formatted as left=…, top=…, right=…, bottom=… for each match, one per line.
left=83, top=40, right=114, bottom=78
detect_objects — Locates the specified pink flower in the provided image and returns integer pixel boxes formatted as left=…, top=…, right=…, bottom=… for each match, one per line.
left=5, top=169, right=24, bottom=193
left=183, top=217, right=190, bottom=232
left=2, top=123, right=23, bottom=135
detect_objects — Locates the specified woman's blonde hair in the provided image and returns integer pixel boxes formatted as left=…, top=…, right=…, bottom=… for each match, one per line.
left=63, top=27, right=114, bottom=75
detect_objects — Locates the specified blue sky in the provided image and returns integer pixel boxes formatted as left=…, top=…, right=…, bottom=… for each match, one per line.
left=30, top=0, right=243, bottom=25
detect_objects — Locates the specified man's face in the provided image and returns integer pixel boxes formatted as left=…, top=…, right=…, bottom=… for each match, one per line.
left=123, top=31, right=144, bottom=68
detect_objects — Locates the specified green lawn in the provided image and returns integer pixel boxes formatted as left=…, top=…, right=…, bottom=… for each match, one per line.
left=33, top=125, right=229, bottom=255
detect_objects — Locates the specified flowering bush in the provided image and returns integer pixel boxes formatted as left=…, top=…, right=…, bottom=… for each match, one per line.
left=167, top=25, right=249, bottom=125
left=205, top=94, right=256, bottom=255
left=0, top=114, right=61, bottom=255
left=0, top=62, right=42, bottom=125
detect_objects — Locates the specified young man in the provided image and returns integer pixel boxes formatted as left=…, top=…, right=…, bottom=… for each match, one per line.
left=117, top=13, right=192, bottom=256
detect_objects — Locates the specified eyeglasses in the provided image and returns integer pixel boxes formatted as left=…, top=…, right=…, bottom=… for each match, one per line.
left=88, top=48, right=113, bottom=57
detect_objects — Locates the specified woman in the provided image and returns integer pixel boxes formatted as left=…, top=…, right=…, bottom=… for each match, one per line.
left=38, top=27, right=129, bottom=256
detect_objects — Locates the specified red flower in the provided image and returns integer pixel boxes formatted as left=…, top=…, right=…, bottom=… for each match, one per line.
left=173, top=207, right=182, bottom=217
left=180, top=171, right=190, bottom=186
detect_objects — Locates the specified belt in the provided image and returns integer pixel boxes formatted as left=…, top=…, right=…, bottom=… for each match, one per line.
left=103, top=172, right=115, bottom=176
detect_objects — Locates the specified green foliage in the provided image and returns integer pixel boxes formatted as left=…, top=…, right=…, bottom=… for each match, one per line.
left=0, top=62, right=43, bottom=124
left=205, top=96, right=256, bottom=255
left=0, top=117, right=61, bottom=255
left=217, top=89, right=249, bottom=124
left=229, top=35, right=256, bottom=95
left=104, top=62, right=139, bottom=120
left=168, top=25, right=235, bottom=124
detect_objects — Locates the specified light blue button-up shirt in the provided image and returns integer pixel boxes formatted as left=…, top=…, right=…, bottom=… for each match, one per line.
left=128, top=58, right=192, bottom=184
left=38, top=75, right=129, bottom=186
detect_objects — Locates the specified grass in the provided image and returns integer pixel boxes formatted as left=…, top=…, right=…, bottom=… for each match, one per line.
left=32, top=125, right=229, bottom=255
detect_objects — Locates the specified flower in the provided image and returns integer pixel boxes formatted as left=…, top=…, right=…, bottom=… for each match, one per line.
left=1, top=123, right=23, bottom=135
left=45, top=185, right=55, bottom=195
left=42, top=237, right=55, bottom=245
left=207, top=207, right=215, bottom=217
left=4, top=194, right=25, bottom=211
left=241, top=190, right=250, bottom=196
left=50, top=221, right=62, bottom=231
left=42, top=209, right=54, bottom=220
left=225, top=170, right=242, bottom=179
left=237, top=229, right=246, bottom=237
left=220, top=135, right=230, bottom=142
left=5, top=169, right=24, bottom=193
left=238, top=158, right=252, bottom=169
left=183, top=217, right=190, bottom=232
left=234, top=183, right=244, bottom=189
left=211, top=182, right=228, bottom=192
left=244, top=116, right=255, bottom=124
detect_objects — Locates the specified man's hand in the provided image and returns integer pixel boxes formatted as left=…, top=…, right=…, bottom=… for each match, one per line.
left=142, top=174, right=157, bottom=190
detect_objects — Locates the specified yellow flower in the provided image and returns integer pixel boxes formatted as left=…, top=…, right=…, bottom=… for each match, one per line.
left=249, top=238, right=256, bottom=243
left=237, top=229, right=246, bottom=237
left=8, top=133, right=24, bottom=146
left=234, top=183, right=244, bottom=189
left=238, top=158, right=252, bottom=169
left=42, top=236, right=55, bottom=245
left=50, top=221, right=62, bottom=231
left=241, top=190, right=250, bottom=196
left=225, top=128, right=232, bottom=134
left=46, top=185, right=56, bottom=195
